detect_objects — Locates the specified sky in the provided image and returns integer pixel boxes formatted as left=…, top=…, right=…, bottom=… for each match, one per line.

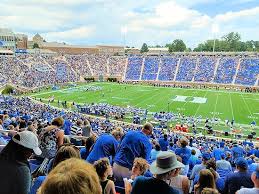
left=0, top=0, right=258, bottom=48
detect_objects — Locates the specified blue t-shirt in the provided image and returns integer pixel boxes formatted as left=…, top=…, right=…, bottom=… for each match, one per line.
left=231, top=146, right=246, bottom=160
left=223, top=171, right=253, bottom=194
left=175, top=147, right=191, bottom=165
left=63, top=119, right=72, bottom=135
left=114, top=131, right=152, bottom=169
left=158, top=138, right=169, bottom=151
left=30, top=176, right=46, bottom=194
left=188, top=155, right=199, bottom=170
left=212, top=148, right=224, bottom=161
left=87, top=134, right=118, bottom=164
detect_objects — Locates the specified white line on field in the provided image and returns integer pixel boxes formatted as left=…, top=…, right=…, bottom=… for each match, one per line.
left=241, top=93, right=253, bottom=117
left=213, top=94, right=219, bottom=118
left=229, top=93, right=235, bottom=120
left=194, top=91, right=208, bottom=116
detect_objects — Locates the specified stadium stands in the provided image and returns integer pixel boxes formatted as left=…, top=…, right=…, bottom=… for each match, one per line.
left=125, top=56, right=143, bottom=80
left=141, top=56, right=160, bottom=80
left=235, top=58, right=259, bottom=86
left=0, top=95, right=258, bottom=194
left=158, top=57, right=178, bottom=81
left=0, top=54, right=259, bottom=87
left=214, top=57, right=238, bottom=84
left=194, top=57, right=217, bottom=82
left=176, top=57, right=197, bottom=82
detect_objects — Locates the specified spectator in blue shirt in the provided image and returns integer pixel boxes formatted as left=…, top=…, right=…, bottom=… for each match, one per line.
left=87, top=130, right=122, bottom=164
left=254, top=147, right=259, bottom=158
left=175, top=137, right=191, bottom=176
left=151, top=143, right=161, bottom=161
left=113, top=123, right=153, bottom=182
left=189, top=149, right=199, bottom=171
left=231, top=143, right=246, bottom=161
left=158, top=134, right=169, bottom=151
left=212, top=146, right=224, bottom=161
left=190, top=152, right=211, bottom=180
left=223, top=157, right=253, bottom=194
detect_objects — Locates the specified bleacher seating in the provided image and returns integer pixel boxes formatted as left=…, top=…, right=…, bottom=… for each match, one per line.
left=194, top=57, right=216, bottom=82
left=214, top=57, right=238, bottom=84
left=158, top=57, right=178, bottom=81
left=176, top=57, right=197, bottom=82
left=141, top=57, right=159, bottom=80
left=0, top=54, right=258, bottom=87
left=125, top=56, right=143, bottom=80
left=235, top=58, right=259, bottom=86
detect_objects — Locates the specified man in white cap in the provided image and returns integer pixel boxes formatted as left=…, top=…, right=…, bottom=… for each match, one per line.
left=0, top=131, right=42, bottom=194
left=130, top=151, right=184, bottom=194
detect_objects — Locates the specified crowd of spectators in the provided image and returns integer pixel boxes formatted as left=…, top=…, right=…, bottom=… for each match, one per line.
left=141, top=57, right=160, bottom=80
left=235, top=58, right=259, bottom=86
left=176, top=57, right=197, bottom=82
left=194, top=57, right=217, bottom=83
left=0, top=54, right=258, bottom=88
left=213, top=58, right=238, bottom=84
left=158, top=57, right=178, bottom=81
left=125, top=57, right=143, bottom=80
left=0, top=95, right=258, bottom=194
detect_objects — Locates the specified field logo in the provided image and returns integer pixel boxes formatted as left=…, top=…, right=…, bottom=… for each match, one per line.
left=172, top=95, right=207, bottom=104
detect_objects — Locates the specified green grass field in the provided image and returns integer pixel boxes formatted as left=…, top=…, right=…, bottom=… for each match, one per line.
left=29, top=82, right=259, bottom=126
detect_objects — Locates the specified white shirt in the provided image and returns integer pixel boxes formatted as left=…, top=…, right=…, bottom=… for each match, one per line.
left=237, top=187, right=259, bottom=194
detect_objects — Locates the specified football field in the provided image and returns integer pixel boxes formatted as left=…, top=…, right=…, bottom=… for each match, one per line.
left=29, top=82, right=259, bottom=126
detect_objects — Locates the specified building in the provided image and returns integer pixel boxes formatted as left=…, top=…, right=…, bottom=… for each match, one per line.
left=32, top=33, right=44, bottom=47
left=41, top=42, right=99, bottom=54
left=16, top=33, right=28, bottom=49
left=0, top=28, right=16, bottom=50
left=96, top=45, right=124, bottom=55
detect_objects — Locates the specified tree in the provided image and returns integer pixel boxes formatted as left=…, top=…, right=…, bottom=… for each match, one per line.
left=33, top=43, right=39, bottom=49
left=222, top=32, right=241, bottom=51
left=140, top=43, right=149, bottom=53
left=168, top=39, right=186, bottom=52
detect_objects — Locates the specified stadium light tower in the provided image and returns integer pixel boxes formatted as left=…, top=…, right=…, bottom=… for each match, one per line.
left=121, top=26, right=127, bottom=54
left=211, top=23, right=219, bottom=52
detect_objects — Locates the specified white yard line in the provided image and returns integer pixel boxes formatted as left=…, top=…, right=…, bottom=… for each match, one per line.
left=229, top=93, right=235, bottom=120
left=29, top=84, right=98, bottom=96
left=241, top=93, right=253, bottom=117
left=194, top=91, right=208, bottom=116
left=213, top=94, right=219, bottom=118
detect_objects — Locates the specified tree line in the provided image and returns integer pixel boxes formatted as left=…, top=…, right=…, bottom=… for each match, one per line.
left=139, top=32, right=259, bottom=53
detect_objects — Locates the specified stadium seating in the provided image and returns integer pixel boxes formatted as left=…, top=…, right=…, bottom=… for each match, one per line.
left=0, top=54, right=259, bottom=87
left=235, top=58, right=259, bottom=86
left=125, top=56, right=143, bottom=80
left=158, top=57, right=178, bottom=81
left=194, top=57, right=216, bottom=82
left=141, top=57, right=159, bottom=80
left=176, top=57, right=197, bottom=82
left=214, top=57, right=238, bottom=84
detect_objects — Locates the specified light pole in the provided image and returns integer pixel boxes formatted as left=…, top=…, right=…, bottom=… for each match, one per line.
left=212, top=23, right=219, bottom=53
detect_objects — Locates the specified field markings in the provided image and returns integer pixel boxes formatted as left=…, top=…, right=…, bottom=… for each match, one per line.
left=181, top=90, right=198, bottom=109
left=212, top=94, right=219, bottom=118
left=134, top=89, right=166, bottom=108
left=29, top=84, right=99, bottom=97
left=229, top=93, right=235, bottom=120
left=194, top=91, right=208, bottom=116
left=240, top=93, right=253, bottom=118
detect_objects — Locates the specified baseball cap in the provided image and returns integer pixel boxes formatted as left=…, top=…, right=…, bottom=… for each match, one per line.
left=12, top=131, right=42, bottom=155
left=235, top=157, right=248, bottom=169
left=221, top=153, right=226, bottom=159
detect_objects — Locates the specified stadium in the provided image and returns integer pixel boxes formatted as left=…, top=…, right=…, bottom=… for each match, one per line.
left=0, top=1, right=259, bottom=194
